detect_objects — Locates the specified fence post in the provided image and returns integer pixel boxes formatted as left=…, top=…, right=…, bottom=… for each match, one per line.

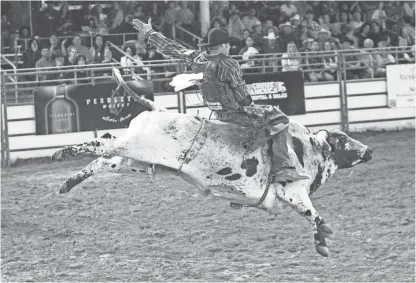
left=178, top=91, right=186, bottom=113
left=338, top=52, right=350, bottom=133
left=1, top=76, right=10, bottom=168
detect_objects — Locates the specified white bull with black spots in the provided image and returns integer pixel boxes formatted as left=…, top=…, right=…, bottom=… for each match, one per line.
left=52, top=109, right=373, bottom=257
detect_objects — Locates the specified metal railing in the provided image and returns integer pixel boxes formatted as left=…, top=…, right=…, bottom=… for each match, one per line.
left=1, top=46, right=414, bottom=105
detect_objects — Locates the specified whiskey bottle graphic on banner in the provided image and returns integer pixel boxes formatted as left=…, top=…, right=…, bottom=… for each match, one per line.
left=46, top=85, right=79, bottom=134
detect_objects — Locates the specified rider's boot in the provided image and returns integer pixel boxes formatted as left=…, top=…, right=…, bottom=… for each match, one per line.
left=271, top=127, right=309, bottom=183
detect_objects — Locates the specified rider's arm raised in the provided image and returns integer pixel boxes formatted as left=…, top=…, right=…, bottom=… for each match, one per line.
left=133, top=18, right=198, bottom=62
left=146, top=30, right=198, bottom=61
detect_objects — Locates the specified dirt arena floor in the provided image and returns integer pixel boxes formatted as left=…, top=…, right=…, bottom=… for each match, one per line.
left=1, top=130, right=415, bottom=282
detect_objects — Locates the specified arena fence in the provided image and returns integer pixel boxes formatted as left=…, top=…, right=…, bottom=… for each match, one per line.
left=1, top=47, right=414, bottom=166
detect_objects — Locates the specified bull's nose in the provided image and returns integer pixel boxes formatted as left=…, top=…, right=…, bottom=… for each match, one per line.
left=363, top=147, right=373, bottom=162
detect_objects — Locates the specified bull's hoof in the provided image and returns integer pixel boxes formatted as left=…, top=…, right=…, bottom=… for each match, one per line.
left=319, top=223, right=334, bottom=238
left=58, top=182, right=71, bottom=194
left=315, top=243, right=329, bottom=257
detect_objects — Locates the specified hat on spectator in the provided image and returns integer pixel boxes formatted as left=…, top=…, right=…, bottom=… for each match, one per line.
left=279, top=22, right=292, bottom=30
left=252, top=20, right=262, bottom=29
left=197, top=27, right=240, bottom=47
left=290, top=14, right=301, bottom=22
left=319, top=29, right=331, bottom=37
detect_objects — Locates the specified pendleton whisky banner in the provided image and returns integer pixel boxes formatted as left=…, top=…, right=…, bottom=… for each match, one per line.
left=34, top=80, right=154, bottom=135
left=243, top=71, right=305, bottom=115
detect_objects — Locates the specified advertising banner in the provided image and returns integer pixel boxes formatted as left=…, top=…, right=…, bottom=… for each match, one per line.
left=386, top=64, right=416, bottom=108
left=243, top=71, right=305, bottom=115
left=34, top=80, right=154, bottom=135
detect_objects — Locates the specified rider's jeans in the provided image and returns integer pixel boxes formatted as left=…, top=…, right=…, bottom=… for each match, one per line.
left=215, top=109, right=293, bottom=170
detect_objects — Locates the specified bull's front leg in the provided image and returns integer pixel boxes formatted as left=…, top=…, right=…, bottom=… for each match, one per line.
left=271, top=182, right=334, bottom=257
left=59, top=156, right=149, bottom=194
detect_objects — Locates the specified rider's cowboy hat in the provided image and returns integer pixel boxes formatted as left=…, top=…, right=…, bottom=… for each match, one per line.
left=197, top=28, right=240, bottom=47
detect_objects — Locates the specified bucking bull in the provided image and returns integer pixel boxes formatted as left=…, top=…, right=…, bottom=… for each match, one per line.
left=51, top=69, right=373, bottom=257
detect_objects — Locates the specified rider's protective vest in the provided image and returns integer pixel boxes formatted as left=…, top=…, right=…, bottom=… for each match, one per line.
left=191, top=53, right=240, bottom=111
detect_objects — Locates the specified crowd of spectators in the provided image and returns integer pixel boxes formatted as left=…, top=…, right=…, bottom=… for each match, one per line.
left=1, top=1, right=415, bottom=85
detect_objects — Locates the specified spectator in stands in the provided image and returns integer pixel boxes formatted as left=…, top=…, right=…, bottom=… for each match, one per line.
left=306, top=40, right=326, bottom=82
left=163, top=1, right=176, bottom=39
left=371, top=2, right=387, bottom=29
left=133, top=4, right=148, bottom=23
left=339, top=11, right=351, bottom=33
left=176, top=1, right=195, bottom=35
left=120, top=14, right=136, bottom=34
left=293, top=1, right=312, bottom=20
left=240, top=46, right=260, bottom=71
left=23, top=37, right=41, bottom=70
left=39, top=1, right=60, bottom=37
left=281, top=41, right=302, bottom=72
left=368, top=20, right=390, bottom=47
left=304, top=10, right=320, bottom=39
left=49, top=35, right=63, bottom=60
left=211, top=19, right=223, bottom=29
left=242, top=8, right=260, bottom=32
left=298, top=23, right=309, bottom=43
left=143, top=45, right=164, bottom=92
left=401, top=16, right=415, bottom=46
left=359, top=38, right=376, bottom=78
left=211, top=5, right=227, bottom=25
left=342, top=38, right=372, bottom=79
left=57, top=3, right=73, bottom=36
left=36, top=45, right=57, bottom=81
left=65, top=35, right=92, bottom=63
left=120, top=45, right=145, bottom=75
left=356, top=22, right=371, bottom=48
left=62, top=45, right=78, bottom=66
left=349, top=10, right=363, bottom=32
left=108, top=2, right=124, bottom=33
left=397, top=37, right=415, bottom=63
left=261, top=27, right=283, bottom=54
left=90, top=35, right=112, bottom=64
left=280, top=1, right=297, bottom=23
left=317, top=29, right=331, bottom=50
left=279, top=22, right=300, bottom=52
left=290, top=14, right=302, bottom=31
left=239, top=35, right=257, bottom=55
left=252, top=21, right=264, bottom=47
left=384, top=1, right=401, bottom=30
left=373, top=40, right=395, bottom=77
left=1, top=13, right=12, bottom=53
left=91, top=4, right=108, bottom=30
left=361, top=1, right=379, bottom=24
left=19, top=26, right=31, bottom=39
left=322, top=40, right=338, bottom=81
left=191, top=10, right=202, bottom=38
left=228, top=14, right=245, bottom=40
left=72, top=54, right=90, bottom=83
left=150, top=3, right=165, bottom=33
left=228, top=3, right=240, bottom=17
left=343, top=28, right=358, bottom=47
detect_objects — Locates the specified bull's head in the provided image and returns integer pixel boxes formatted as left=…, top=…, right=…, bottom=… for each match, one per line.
left=314, top=129, right=373, bottom=168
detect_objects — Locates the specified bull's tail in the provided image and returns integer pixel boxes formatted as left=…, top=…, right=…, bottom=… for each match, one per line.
left=51, top=133, right=117, bottom=161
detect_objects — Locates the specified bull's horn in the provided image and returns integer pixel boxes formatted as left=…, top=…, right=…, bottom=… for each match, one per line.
left=314, top=129, right=329, bottom=140
left=112, top=68, right=167, bottom=112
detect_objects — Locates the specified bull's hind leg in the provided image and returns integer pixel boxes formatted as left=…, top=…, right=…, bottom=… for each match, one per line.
left=51, top=133, right=117, bottom=161
left=272, top=182, right=334, bottom=257
left=59, top=156, right=149, bottom=193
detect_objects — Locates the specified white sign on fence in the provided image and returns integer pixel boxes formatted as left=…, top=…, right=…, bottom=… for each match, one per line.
left=386, top=64, right=416, bottom=108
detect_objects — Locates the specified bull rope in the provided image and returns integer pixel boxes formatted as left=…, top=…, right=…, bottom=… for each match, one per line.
left=175, top=118, right=206, bottom=175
